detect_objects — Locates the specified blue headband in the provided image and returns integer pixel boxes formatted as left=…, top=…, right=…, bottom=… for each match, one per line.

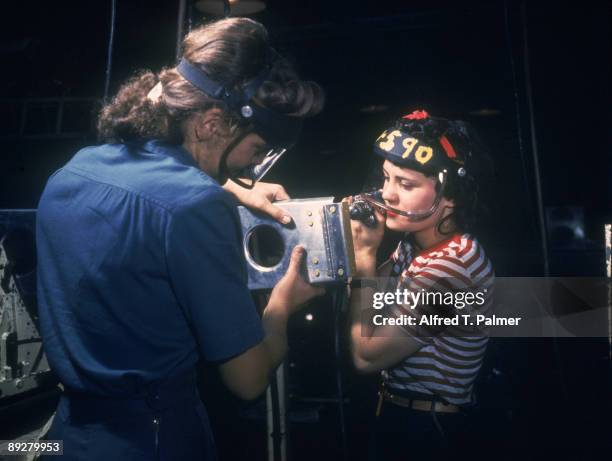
left=176, top=56, right=302, bottom=148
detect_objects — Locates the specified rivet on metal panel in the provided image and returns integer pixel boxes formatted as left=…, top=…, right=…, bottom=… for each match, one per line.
left=312, top=257, right=319, bottom=264
left=329, top=206, right=336, bottom=213
left=307, top=210, right=312, bottom=216
left=308, top=221, right=314, bottom=227
left=314, top=270, right=321, bottom=277
left=337, top=268, right=345, bottom=276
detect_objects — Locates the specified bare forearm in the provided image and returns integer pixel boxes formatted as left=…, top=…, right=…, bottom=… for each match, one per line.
left=350, top=252, right=378, bottom=366
left=260, top=301, right=290, bottom=373
left=218, top=301, right=289, bottom=400
left=348, top=257, right=423, bottom=373
left=351, top=250, right=377, bottom=323
left=219, top=245, right=321, bottom=400
left=350, top=286, right=373, bottom=370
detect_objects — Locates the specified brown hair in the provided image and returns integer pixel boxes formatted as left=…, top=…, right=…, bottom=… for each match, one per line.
left=97, top=18, right=324, bottom=143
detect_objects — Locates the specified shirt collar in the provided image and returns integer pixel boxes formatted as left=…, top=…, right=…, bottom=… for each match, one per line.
left=141, top=139, right=200, bottom=169
left=414, top=233, right=462, bottom=258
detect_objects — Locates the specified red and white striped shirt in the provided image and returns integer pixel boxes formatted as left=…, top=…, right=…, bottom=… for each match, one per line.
left=384, top=233, right=495, bottom=406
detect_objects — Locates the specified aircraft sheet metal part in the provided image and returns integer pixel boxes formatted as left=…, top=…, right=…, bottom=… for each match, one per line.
left=238, top=198, right=356, bottom=290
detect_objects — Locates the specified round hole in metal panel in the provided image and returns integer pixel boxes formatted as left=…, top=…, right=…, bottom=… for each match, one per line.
left=245, top=224, right=285, bottom=271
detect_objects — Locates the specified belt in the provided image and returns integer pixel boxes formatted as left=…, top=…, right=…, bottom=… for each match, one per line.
left=377, top=389, right=460, bottom=414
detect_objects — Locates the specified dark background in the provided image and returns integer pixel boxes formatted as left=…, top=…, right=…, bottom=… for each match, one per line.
left=0, top=0, right=610, bottom=460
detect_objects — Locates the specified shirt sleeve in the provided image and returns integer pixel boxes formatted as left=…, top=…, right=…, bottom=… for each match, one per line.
left=165, top=188, right=264, bottom=361
left=388, top=259, right=472, bottom=345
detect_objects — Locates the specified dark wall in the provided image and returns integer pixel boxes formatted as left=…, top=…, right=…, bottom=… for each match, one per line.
left=1, top=0, right=608, bottom=276
left=0, top=2, right=609, bottom=460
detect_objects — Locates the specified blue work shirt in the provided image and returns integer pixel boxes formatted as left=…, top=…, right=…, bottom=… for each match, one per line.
left=36, top=140, right=265, bottom=397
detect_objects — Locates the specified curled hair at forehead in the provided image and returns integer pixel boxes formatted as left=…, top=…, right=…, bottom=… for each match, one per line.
left=259, top=61, right=325, bottom=116
left=98, top=17, right=324, bottom=143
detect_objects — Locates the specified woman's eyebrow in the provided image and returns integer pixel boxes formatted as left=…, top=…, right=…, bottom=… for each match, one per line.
left=396, top=175, right=419, bottom=183
left=383, top=168, right=418, bottom=183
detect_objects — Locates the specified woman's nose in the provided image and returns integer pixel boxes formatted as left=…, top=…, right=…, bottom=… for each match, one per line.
left=381, top=182, right=397, bottom=203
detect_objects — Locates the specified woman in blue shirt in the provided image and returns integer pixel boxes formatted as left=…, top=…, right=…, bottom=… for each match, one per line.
left=37, top=17, right=324, bottom=460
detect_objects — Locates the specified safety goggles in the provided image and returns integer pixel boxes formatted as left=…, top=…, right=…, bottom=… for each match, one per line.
left=232, top=147, right=288, bottom=189
left=177, top=57, right=302, bottom=189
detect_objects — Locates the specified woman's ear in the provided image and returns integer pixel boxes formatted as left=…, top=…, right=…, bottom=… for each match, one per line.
left=441, top=197, right=455, bottom=209
left=195, top=108, right=229, bottom=141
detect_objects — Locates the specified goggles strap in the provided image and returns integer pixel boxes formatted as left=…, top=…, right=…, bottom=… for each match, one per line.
left=177, top=59, right=227, bottom=99
left=217, top=129, right=253, bottom=187
left=177, top=57, right=272, bottom=110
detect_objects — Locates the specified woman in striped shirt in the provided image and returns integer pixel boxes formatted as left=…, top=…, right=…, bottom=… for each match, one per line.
left=348, top=110, right=494, bottom=461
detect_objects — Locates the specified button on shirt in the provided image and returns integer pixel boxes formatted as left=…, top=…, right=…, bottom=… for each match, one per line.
left=36, top=140, right=264, bottom=396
